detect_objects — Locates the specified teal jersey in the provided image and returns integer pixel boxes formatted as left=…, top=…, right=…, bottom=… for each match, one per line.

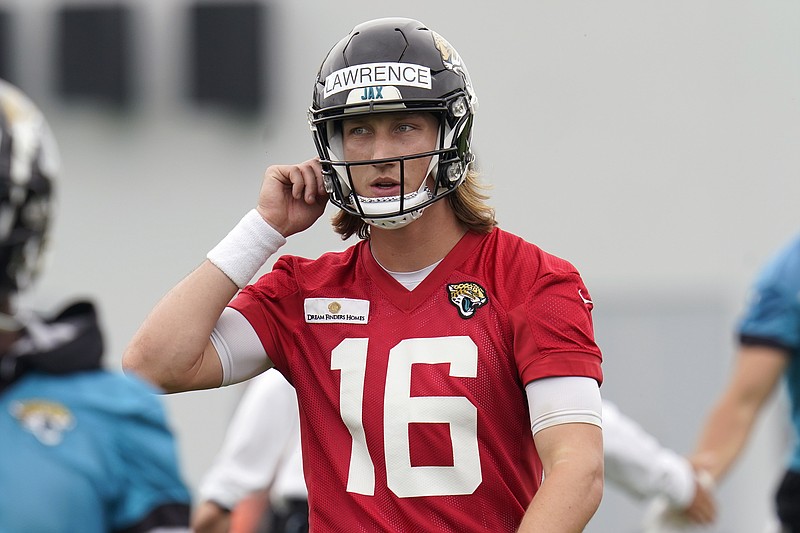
left=0, top=302, right=190, bottom=533
left=738, top=233, right=800, bottom=471
left=0, top=371, right=191, bottom=533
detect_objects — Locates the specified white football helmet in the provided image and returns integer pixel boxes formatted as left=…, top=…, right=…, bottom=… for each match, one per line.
left=0, top=79, right=58, bottom=293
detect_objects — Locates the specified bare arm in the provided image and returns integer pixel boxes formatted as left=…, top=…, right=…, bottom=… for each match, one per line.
left=122, top=159, right=328, bottom=392
left=691, top=344, right=789, bottom=483
left=123, top=262, right=237, bottom=392
left=517, top=422, right=604, bottom=532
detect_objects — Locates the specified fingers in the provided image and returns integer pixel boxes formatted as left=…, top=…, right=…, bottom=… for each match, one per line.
left=683, top=481, right=717, bottom=524
left=257, top=158, right=329, bottom=238
left=269, top=158, right=326, bottom=205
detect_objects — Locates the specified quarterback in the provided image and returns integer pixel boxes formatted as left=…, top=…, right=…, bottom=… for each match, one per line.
left=125, top=17, right=604, bottom=532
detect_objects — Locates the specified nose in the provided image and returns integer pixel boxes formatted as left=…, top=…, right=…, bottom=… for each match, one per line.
left=370, top=130, right=399, bottom=165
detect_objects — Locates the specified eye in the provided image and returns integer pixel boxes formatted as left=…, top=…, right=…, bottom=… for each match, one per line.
left=347, top=125, right=369, bottom=136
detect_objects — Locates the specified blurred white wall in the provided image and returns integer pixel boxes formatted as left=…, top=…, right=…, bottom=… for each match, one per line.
left=2, top=0, right=798, bottom=530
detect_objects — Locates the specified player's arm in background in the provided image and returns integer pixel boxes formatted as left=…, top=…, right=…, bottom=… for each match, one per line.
left=193, top=370, right=303, bottom=533
left=603, top=399, right=716, bottom=522
left=690, top=344, right=789, bottom=484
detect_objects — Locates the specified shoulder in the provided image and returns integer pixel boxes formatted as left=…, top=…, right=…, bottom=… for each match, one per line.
left=68, top=369, right=158, bottom=392
left=263, top=242, right=364, bottom=289
left=484, top=228, right=581, bottom=278
left=7, top=371, right=168, bottom=429
left=239, top=243, right=364, bottom=308
left=769, top=234, right=800, bottom=280
left=15, top=369, right=150, bottom=395
left=469, top=230, right=591, bottom=314
left=274, top=242, right=362, bottom=271
left=70, top=371, right=167, bottom=419
left=752, top=233, right=800, bottom=293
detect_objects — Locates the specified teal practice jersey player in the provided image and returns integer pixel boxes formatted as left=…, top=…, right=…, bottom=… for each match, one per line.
left=0, top=304, right=191, bottom=533
left=736, top=233, right=800, bottom=527
left=0, top=78, right=191, bottom=533
left=739, top=235, right=800, bottom=468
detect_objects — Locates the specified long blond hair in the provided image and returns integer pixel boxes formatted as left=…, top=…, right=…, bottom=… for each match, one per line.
left=331, top=168, right=497, bottom=240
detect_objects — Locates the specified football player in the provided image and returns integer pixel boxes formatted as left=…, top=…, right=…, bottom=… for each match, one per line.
left=124, top=17, right=604, bottom=531
left=0, top=78, right=192, bottom=533
left=689, top=232, right=800, bottom=530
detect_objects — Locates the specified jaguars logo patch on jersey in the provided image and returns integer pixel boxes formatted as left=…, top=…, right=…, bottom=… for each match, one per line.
left=11, top=399, right=76, bottom=446
left=447, top=282, right=488, bottom=319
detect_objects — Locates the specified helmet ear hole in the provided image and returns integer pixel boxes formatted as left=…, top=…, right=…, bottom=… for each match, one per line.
left=449, top=96, right=469, bottom=121
left=321, top=170, right=335, bottom=194
left=447, top=162, right=464, bottom=183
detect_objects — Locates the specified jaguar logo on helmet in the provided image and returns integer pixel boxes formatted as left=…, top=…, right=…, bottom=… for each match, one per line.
left=431, top=31, right=477, bottom=109
left=447, top=282, right=488, bottom=319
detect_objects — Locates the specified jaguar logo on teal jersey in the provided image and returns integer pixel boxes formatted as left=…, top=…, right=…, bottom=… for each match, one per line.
left=11, top=399, right=75, bottom=446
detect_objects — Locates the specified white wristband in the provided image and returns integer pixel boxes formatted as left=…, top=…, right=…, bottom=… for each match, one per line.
left=207, top=209, right=286, bottom=288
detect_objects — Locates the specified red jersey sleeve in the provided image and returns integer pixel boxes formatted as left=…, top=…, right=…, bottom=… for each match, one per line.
left=510, top=260, right=603, bottom=386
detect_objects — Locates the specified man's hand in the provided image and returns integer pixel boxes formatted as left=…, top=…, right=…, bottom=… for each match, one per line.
left=257, top=158, right=329, bottom=237
left=681, top=469, right=717, bottom=524
left=641, top=469, right=717, bottom=532
left=192, top=501, right=231, bottom=533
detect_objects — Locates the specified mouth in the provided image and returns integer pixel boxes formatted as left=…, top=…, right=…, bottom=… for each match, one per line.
left=368, top=178, right=402, bottom=197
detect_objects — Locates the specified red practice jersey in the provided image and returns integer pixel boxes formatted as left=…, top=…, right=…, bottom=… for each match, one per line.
left=230, top=228, right=602, bottom=532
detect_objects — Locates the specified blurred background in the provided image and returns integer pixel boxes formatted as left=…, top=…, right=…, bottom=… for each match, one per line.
left=2, top=0, right=798, bottom=530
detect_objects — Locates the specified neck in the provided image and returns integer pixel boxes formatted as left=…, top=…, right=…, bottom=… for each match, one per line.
left=369, top=200, right=466, bottom=272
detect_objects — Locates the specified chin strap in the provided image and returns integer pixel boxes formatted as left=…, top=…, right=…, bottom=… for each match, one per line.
left=354, top=176, right=435, bottom=229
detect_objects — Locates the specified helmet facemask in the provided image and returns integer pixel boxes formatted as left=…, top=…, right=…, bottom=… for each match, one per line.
left=313, top=96, right=473, bottom=229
